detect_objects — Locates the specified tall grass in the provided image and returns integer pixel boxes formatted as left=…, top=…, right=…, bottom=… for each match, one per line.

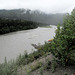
left=0, top=42, right=51, bottom=74
left=0, top=57, right=17, bottom=75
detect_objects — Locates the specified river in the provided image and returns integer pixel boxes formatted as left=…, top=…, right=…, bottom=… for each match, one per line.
left=0, top=25, right=57, bottom=63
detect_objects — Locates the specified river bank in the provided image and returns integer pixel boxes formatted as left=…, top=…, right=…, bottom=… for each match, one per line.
left=0, top=42, right=75, bottom=75
left=0, top=25, right=56, bottom=63
left=0, top=42, right=51, bottom=74
left=0, top=25, right=75, bottom=75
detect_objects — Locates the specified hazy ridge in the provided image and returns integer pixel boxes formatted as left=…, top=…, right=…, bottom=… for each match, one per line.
left=0, top=9, right=66, bottom=25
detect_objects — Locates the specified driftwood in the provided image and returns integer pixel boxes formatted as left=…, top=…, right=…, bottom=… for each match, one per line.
left=31, top=44, right=41, bottom=49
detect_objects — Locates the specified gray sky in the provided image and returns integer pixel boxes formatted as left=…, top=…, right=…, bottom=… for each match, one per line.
left=0, top=0, right=75, bottom=13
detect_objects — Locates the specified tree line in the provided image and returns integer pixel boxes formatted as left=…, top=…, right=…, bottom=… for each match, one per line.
left=0, top=9, right=66, bottom=25
left=0, top=18, right=38, bottom=34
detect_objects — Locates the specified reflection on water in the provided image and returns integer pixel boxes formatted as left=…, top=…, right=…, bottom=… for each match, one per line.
left=0, top=25, right=56, bottom=63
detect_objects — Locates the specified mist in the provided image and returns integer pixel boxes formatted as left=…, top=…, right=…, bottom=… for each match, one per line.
left=0, top=9, right=66, bottom=25
left=0, top=0, right=75, bottom=14
left=0, top=0, right=75, bottom=25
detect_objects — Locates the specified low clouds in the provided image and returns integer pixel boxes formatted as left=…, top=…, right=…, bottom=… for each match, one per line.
left=0, top=0, right=75, bottom=13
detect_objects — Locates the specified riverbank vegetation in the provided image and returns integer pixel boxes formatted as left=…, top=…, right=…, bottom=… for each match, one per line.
left=0, top=42, right=50, bottom=75
left=50, top=8, right=75, bottom=66
left=0, top=18, right=38, bottom=34
left=0, top=8, right=75, bottom=75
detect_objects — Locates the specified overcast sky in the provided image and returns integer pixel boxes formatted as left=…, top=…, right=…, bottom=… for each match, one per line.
left=0, top=0, right=75, bottom=13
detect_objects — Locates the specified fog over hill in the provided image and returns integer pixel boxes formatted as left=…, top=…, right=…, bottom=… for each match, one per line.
left=0, top=9, right=66, bottom=25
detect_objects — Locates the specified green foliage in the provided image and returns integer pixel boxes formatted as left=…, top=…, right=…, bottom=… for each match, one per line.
left=51, top=58, right=57, bottom=73
left=51, top=8, right=75, bottom=66
left=0, top=18, right=38, bottom=34
left=30, top=62, right=42, bottom=72
left=45, top=60, right=51, bottom=70
left=0, top=43, right=50, bottom=74
left=16, top=51, right=29, bottom=65
left=0, top=58, right=17, bottom=75
left=64, top=72, right=68, bottom=75
left=40, top=67, right=43, bottom=75
left=38, top=42, right=51, bottom=53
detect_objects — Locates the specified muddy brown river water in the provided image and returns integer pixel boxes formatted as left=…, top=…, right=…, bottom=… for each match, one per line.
left=0, top=25, right=57, bottom=63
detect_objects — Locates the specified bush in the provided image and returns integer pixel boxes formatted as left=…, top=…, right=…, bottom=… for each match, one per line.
left=51, top=8, right=75, bottom=66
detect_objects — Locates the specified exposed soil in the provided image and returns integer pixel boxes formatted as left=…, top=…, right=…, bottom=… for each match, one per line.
left=31, top=65, right=75, bottom=75
left=17, top=53, right=75, bottom=75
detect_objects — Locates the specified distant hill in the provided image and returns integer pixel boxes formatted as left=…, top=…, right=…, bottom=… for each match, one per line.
left=0, top=9, right=66, bottom=25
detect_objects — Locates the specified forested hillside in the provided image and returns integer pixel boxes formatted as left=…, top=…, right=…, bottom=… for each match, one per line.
left=0, top=18, right=38, bottom=34
left=0, top=9, right=66, bottom=25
